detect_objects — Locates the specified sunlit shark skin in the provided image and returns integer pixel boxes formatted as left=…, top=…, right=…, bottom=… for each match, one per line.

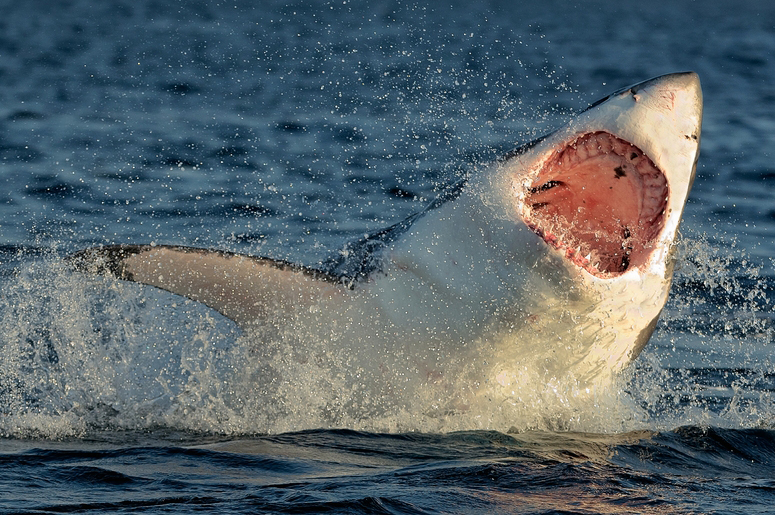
left=72, top=72, right=703, bottom=396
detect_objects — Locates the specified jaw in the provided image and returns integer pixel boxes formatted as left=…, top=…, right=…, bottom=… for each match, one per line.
left=523, top=131, right=667, bottom=277
left=512, top=72, right=703, bottom=282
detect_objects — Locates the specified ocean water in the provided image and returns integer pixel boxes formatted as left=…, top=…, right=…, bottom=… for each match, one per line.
left=1, top=0, right=774, bottom=513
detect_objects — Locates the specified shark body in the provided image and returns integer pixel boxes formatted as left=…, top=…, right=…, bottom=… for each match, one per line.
left=72, top=72, right=703, bottom=403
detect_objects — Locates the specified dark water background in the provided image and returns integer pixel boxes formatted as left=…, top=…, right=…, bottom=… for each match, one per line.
left=1, top=0, right=775, bottom=513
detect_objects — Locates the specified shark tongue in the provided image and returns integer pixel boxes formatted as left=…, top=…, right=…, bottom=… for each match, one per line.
left=524, top=132, right=668, bottom=277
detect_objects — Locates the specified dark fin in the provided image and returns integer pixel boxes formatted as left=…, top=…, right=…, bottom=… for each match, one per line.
left=322, top=177, right=469, bottom=284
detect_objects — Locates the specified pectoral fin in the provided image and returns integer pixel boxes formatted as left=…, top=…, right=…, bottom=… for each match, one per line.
left=70, top=245, right=345, bottom=327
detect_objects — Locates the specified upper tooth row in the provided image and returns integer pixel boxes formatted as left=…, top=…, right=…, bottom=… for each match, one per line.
left=556, top=133, right=637, bottom=167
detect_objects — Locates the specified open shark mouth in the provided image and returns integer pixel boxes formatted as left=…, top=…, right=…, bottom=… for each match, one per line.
left=523, top=131, right=668, bottom=277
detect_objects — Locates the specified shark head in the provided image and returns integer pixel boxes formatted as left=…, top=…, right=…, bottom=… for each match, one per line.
left=518, top=72, right=701, bottom=279
left=493, top=72, right=702, bottom=376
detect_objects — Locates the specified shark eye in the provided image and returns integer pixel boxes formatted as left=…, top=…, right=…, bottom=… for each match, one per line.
left=523, top=132, right=668, bottom=277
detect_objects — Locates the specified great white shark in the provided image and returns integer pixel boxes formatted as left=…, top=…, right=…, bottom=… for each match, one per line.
left=72, top=72, right=703, bottom=405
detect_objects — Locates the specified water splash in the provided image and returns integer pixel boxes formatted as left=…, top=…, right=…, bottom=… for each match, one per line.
left=623, top=228, right=775, bottom=431
left=2, top=226, right=773, bottom=438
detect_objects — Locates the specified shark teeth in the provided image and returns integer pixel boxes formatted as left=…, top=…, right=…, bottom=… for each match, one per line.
left=522, top=131, right=668, bottom=278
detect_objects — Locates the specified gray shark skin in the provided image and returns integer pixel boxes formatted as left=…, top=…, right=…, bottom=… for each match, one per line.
left=71, top=72, right=703, bottom=398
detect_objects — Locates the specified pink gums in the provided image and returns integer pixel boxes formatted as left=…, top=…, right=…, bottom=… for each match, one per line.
left=523, top=132, right=668, bottom=277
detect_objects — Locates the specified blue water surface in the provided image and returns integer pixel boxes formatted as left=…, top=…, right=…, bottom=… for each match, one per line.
left=1, top=0, right=775, bottom=513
